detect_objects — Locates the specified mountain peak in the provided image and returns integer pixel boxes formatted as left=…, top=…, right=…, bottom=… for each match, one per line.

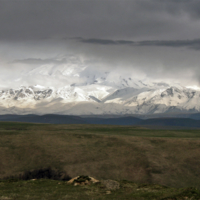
left=0, top=62, right=200, bottom=115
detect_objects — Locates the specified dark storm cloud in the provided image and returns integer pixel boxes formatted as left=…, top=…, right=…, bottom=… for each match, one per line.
left=1, top=0, right=200, bottom=41
left=76, top=38, right=200, bottom=50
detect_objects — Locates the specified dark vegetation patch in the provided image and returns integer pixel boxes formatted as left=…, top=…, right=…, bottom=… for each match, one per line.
left=3, top=167, right=71, bottom=181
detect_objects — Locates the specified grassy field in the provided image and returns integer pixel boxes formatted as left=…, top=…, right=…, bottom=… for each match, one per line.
left=0, top=122, right=200, bottom=199
left=1, top=179, right=200, bottom=200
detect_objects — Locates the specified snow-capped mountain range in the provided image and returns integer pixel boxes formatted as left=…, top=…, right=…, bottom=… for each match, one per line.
left=1, top=58, right=200, bottom=115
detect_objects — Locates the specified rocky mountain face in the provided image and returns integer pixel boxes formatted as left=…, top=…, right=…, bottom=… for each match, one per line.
left=0, top=62, right=200, bottom=115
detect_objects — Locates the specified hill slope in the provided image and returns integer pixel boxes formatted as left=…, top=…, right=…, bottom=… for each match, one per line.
left=1, top=122, right=200, bottom=190
left=0, top=114, right=87, bottom=124
left=137, top=118, right=200, bottom=128
left=1, top=114, right=200, bottom=128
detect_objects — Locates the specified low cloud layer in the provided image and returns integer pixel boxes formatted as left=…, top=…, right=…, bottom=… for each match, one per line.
left=77, top=38, right=200, bottom=50
left=0, top=0, right=200, bottom=88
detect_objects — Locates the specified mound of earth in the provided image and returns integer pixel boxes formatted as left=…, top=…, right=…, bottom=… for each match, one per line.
left=67, top=175, right=99, bottom=186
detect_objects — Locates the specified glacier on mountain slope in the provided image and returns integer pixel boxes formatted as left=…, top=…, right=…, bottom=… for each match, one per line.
left=0, top=58, right=200, bottom=115
left=0, top=84, right=200, bottom=115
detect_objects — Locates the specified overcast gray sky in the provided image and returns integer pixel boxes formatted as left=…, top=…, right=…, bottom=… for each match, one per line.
left=1, top=0, right=200, bottom=88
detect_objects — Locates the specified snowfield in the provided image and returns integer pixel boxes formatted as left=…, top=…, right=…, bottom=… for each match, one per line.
left=0, top=63, right=200, bottom=115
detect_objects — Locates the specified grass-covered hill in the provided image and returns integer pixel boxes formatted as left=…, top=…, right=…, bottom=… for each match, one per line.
left=137, top=117, right=200, bottom=128
left=0, top=122, right=200, bottom=199
left=0, top=122, right=200, bottom=186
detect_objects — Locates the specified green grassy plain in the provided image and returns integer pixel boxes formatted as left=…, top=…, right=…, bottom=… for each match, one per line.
left=1, top=179, right=200, bottom=200
left=0, top=122, right=200, bottom=199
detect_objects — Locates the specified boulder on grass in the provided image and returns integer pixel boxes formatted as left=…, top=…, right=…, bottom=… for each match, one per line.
left=101, top=180, right=120, bottom=190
